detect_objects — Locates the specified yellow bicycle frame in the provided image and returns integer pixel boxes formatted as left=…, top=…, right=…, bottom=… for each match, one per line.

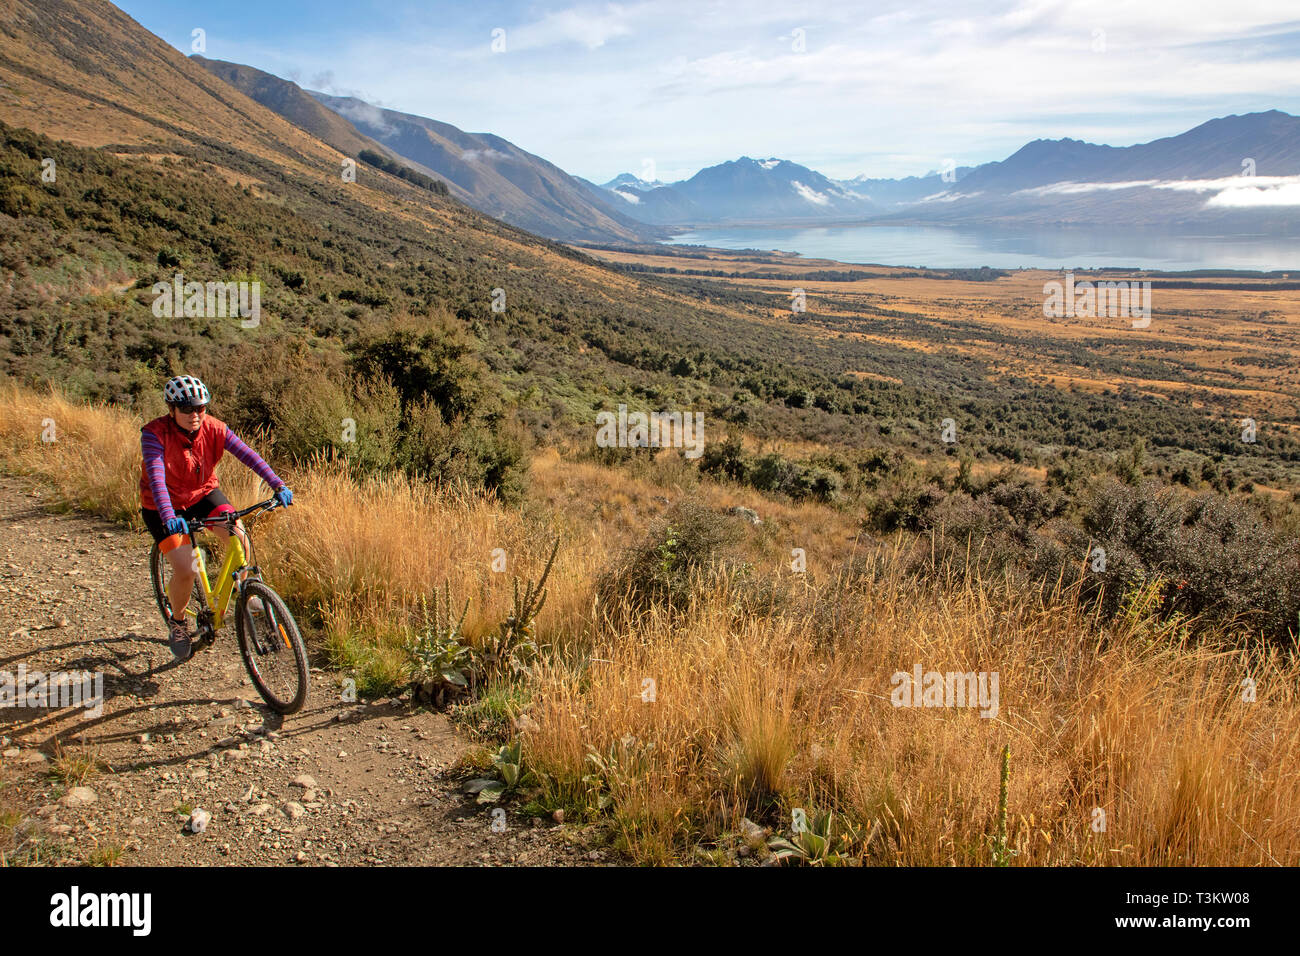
left=193, top=534, right=248, bottom=631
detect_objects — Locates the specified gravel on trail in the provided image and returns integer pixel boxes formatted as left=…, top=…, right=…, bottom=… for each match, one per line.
left=0, top=477, right=594, bottom=867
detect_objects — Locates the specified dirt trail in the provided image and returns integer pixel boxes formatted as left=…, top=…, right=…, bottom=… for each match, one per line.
left=0, top=477, right=590, bottom=866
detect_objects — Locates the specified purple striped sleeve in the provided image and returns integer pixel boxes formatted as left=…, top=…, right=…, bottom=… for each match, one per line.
left=142, top=430, right=176, bottom=523
left=224, top=429, right=283, bottom=490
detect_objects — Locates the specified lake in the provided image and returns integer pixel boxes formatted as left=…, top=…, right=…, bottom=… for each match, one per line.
left=664, top=224, right=1300, bottom=272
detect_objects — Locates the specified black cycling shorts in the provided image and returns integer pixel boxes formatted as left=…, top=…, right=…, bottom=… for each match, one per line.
left=141, top=488, right=234, bottom=544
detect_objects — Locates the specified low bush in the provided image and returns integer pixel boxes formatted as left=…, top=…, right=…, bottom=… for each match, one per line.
left=595, top=501, right=742, bottom=626
left=1063, top=479, right=1300, bottom=642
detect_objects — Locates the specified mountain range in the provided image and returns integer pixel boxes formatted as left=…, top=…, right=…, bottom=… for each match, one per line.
left=601, top=156, right=879, bottom=224
left=191, top=57, right=1300, bottom=239
left=597, top=112, right=1300, bottom=231
left=192, top=57, right=660, bottom=245
left=6, top=0, right=1296, bottom=247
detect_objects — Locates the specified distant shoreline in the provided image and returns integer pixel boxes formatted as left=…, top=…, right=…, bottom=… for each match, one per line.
left=572, top=238, right=1300, bottom=281
left=641, top=222, right=1300, bottom=274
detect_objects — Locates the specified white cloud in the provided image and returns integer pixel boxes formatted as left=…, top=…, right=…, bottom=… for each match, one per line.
left=1016, top=180, right=1161, bottom=196
left=462, top=148, right=508, bottom=163
left=509, top=3, right=638, bottom=52
left=330, top=98, right=395, bottom=137
left=1153, top=174, right=1300, bottom=193
left=791, top=180, right=830, bottom=205
left=157, top=0, right=1300, bottom=182
left=918, top=190, right=981, bottom=202
left=1206, top=182, right=1300, bottom=206
left=1015, top=174, right=1300, bottom=206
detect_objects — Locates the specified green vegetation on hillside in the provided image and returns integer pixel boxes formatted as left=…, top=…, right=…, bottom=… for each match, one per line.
left=357, top=148, right=449, bottom=196
left=2, top=120, right=1299, bottom=640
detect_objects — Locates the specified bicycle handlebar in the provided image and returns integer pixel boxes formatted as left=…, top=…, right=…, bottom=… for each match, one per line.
left=189, top=497, right=282, bottom=532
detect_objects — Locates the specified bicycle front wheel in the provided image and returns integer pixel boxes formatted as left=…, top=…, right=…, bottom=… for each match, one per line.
left=235, top=579, right=309, bottom=714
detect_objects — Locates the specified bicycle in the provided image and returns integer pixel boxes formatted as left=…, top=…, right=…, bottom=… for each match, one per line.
left=148, top=497, right=310, bottom=714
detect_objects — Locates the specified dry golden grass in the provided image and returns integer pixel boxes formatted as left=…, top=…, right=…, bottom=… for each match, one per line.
left=3, top=383, right=1297, bottom=865
left=579, top=245, right=1300, bottom=423
left=524, top=564, right=1299, bottom=866
left=0, top=384, right=142, bottom=522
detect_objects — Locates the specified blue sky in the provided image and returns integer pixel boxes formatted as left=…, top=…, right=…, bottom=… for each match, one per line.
left=117, top=0, right=1300, bottom=183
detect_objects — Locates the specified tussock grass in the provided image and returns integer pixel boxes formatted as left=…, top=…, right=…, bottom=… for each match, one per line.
left=49, top=739, right=105, bottom=788
left=3, top=384, right=1298, bottom=865
left=0, top=384, right=141, bottom=522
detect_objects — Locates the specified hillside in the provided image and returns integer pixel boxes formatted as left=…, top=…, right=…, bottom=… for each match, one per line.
left=0, top=0, right=357, bottom=174
left=306, top=89, right=663, bottom=244
left=191, top=56, right=382, bottom=161
left=0, top=3, right=832, bottom=446
left=2, top=0, right=1300, bottom=872
left=5, top=1, right=1300, bottom=487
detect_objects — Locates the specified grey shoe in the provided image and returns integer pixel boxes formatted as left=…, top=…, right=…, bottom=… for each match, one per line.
left=168, top=616, right=193, bottom=661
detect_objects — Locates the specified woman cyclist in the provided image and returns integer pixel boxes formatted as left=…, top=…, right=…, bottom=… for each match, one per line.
left=140, top=375, right=293, bottom=661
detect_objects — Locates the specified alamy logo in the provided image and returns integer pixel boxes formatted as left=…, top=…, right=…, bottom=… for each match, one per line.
left=151, top=272, right=262, bottom=327
left=595, top=404, right=704, bottom=459
left=1043, top=272, right=1151, bottom=328
left=890, top=664, right=999, bottom=718
left=49, top=886, right=151, bottom=936
left=1, top=664, right=103, bottom=718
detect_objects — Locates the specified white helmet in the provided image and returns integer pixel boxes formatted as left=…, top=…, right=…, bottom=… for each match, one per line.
left=163, top=375, right=210, bottom=407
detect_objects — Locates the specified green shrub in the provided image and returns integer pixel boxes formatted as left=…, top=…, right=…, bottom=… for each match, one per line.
left=867, top=477, right=945, bottom=533
left=1063, top=479, right=1300, bottom=642
left=700, top=433, right=748, bottom=482
left=595, top=501, right=741, bottom=626
left=349, top=314, right=488, bottom=421
left=396, top=400, right=529, bottom=504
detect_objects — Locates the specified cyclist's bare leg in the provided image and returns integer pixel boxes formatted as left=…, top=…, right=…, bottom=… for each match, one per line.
left=209, top=520, right=252, bottom=580
left=165, top=542, right=196, bottom=619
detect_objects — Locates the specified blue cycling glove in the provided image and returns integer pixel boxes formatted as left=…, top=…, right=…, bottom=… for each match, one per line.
left=164, top=516, right=189, bottom=537
left=274, top=486, right=293, bottom=507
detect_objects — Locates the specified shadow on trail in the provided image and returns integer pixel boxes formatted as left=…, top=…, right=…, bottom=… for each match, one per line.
left=2, top=694, right=410, bottom=779
left=233, top=697, right=413, bottom=743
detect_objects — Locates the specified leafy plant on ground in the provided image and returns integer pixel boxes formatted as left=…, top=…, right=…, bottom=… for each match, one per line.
left=405, top=539, right=559, bottom=705
left=405, top=582, right=472, bottom=707
left=766, top=808, right=867, bottom=866
left=465, top=740, right=532, bottom=804
left=581, top=734, right=657, bottom=815
left=451, top=679, right=532, bottom=742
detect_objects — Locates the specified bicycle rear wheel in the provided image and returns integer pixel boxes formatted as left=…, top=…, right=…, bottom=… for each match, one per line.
left=149, top=541, right=208, bottom=628
left=236, top=579, right=309, bottom=714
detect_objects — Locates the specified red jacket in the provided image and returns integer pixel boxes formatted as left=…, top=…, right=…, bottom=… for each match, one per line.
left=139, top=414, right=228, bottom=512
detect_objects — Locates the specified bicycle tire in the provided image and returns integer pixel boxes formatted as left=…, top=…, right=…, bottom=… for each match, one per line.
left=149, top=541, right=207, bottom=628
left=235, top=579, right=309, bottom=714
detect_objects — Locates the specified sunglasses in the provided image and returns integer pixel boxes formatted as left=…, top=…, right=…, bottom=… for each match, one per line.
left=174, top=404, right=207, bottom=415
